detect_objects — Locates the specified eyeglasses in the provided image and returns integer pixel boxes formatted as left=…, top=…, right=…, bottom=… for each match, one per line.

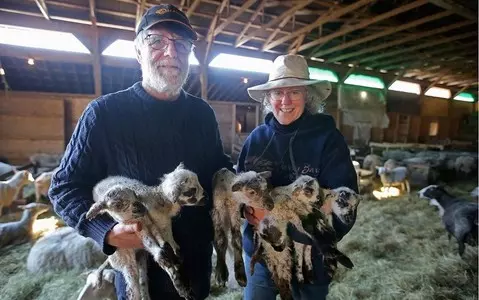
left=145, top=34, right=193, bottom=54
left=267, top=88, right=305, bottom=102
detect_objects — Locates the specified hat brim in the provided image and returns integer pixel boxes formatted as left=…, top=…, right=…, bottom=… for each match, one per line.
left=143, top=19, right=198, bottom=40
left=247, top=78, right=332, bottom=102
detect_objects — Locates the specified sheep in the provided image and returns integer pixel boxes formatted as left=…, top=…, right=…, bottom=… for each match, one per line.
left=27, top=226, right=107, bottom=273
left=383, top=158, right=398, bottom=172
left=362, top=154, right=382, bottom=172
left=376, top=166, right=410, bottom=197
left=418, top=185, right=478, bottom=256
left=454, top=155, right=477, bottom=178
left=77, top=260, right=117, bottom=300
left=471, top=187, right=479, bottom=201
left=87, top=163, right=204, bottom=300
left=0, top=202, right=50, bottom=248
left=0, top=170, right=34, bottom=216
left=34, top=167, right=58, bottom=202
left=211, top=168, right=274, bottom=288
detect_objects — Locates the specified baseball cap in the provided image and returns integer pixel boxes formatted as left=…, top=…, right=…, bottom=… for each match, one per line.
left=135, top=4, right=198, bottom=40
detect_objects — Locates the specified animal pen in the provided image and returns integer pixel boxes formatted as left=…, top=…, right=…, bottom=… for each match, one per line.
left=0, top=0, right=477, bottom=299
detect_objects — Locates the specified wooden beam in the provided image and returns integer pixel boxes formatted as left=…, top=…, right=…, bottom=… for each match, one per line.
left=289, top=33, right=307, bottom=54
left=136, top=0, right=147, bottom=27
left=235, top=0, right=313, bottom=48
left=262, top=0, right=375, bottom=51
left=297, top=0, right=429, bottom=53
left=213, top=0, right=256, bottom=37
left=324, top=12, right=463, bottom=62
left=205, top=0, right=229, bottom=63
left=186, top=0, right=202, bottom=17
left=428, top=0, right=477, bottom=21
left=359, top=32, right=476, bottom=65
left=88, top=0, right=96, bottom=21
left=262, top=16, right=293, bottom=51
left=235, top=0, right=266, bottom=47
left=34, top=0, right=50, bottom=20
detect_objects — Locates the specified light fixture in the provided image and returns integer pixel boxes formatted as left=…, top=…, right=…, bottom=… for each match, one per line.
left=453, top=92, right=475, bottom=102
left=242, top=77, right=248, bottom=84
left=27, top=58, right=35, bottom=65
left=0, top=68, right=4, bottom=75
left=360, top=91, right=367, bottom=99
left=311, top=57, right=325, bottom=62
left=348, top=63, right=354, bottom=68
left=379, top=69, right=388, bottom=73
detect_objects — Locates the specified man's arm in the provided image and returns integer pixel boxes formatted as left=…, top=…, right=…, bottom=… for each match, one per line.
left=48, top=101, right=117, bottom=255
left=318, top=130, right=359, bottom=241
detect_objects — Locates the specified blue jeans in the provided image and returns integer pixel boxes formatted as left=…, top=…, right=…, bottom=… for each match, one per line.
left=242, top=253, right=329, bottom=300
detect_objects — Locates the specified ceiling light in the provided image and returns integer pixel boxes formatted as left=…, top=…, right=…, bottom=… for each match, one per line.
left=27, top=58, right=35, bottom=65
left=0, top=68, right=4, bottom=75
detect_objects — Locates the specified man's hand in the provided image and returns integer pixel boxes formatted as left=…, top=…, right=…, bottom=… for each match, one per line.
left=106, top=223, right=144, bottom=249
left=244, top=206, right=268, bottom=227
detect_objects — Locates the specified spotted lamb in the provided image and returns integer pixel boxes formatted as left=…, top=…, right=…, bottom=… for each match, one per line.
left=211, top=168, right=274, bottom=287
left=0, top=170, right=34, bottom=216
left=86, top=163, right=204, bottom=300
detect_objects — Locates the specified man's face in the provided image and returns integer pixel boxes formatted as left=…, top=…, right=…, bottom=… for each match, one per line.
left=136, top=26, right=192, bottom=96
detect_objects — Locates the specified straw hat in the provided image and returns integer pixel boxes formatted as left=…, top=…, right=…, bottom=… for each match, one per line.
left=247, top=54, right=332, bottom=103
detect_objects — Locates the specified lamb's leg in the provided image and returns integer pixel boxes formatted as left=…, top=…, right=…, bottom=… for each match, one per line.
left=139, top=230, right=192, bottom=300
left=121, top=263, right=142, bottom=300
left=212, top=208, right=229, bottom=287
left=230, top=210, right=246, bottom=287
left=0, top=204, right=3, bottom=217
left=91, top=258, right=111, bottom=289
left=136, top=251, right=150, bottom=300
left=293, top=242, right=305, bottom=283
left=250, top=233, right=263, bottom=276
left=303, top=245, right=314, bottom=284
left=35, top=187, right=41, bottom=203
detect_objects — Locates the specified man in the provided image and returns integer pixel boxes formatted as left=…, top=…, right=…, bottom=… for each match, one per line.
left=48, top=4, right=233, bottom=299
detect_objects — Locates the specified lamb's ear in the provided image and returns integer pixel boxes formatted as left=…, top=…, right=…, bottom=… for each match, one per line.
left=86, top=202, right=106, bottom=220
left=259, top=171, right=272, bottom=179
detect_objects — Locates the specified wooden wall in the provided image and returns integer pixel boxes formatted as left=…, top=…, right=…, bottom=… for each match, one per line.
left=0, top=92, right=259, bottom=164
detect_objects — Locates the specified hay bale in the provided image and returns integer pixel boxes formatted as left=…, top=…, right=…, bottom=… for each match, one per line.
left=26, top=226, right=106, bottom=273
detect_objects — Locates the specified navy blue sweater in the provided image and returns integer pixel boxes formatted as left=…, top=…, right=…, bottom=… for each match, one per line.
left=237, top=111, right=358, bottom=284
left=48, top=82, right=232, bottom=298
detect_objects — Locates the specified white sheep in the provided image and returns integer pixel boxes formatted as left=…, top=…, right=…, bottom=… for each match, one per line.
left=87, top=163, right=204, bottom=300
left=76, top=260, right=117, bottom=300
left=362, top=154, right=382, bottom=172
left=27, top=226, right=107, bottom=273
left=0, top=202, right=50, bottom=248
left=454, top=155, right=477, bottom=178
left=0, top=170, right=34, bottom=216
left=34, top=167, right=58, bottom=202
left=211, top=168, right=274, bottom=288
left=376, top=166, right=410, bottom=196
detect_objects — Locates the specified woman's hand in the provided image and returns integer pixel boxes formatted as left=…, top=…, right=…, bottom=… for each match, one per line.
left=106, top=222, right=144, bottom=249
left=244, top=206, right=268, bottom=227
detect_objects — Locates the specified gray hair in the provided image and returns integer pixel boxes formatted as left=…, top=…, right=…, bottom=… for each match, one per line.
left=261, top=86, right=325, bottom=115
left=134, top=30, right=147, bottom=51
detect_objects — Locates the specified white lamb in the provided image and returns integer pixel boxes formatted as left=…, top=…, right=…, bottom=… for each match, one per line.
left=76, top=260, right=117, bottom=300
left=0, top=170, right=34, bottom=216
left=34, top=167, right=59, bottom=202
left=86, top=163, right=204, bottom=300
left=211, top=168, right=274, bottom=288
left=376, top=166, right=410, bottom=196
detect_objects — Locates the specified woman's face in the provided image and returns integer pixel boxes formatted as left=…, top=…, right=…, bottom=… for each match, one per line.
left=268, top=87, right=306, bottom=125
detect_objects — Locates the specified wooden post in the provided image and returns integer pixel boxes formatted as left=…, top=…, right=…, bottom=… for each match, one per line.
left=231, top=104, right=236, bottom=154
left=193, top=39, right=208, bottom=101
left=255, top=105, right=260, bottom=127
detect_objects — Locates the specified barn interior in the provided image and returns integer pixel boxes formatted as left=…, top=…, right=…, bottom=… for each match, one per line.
left=0, top=0, right=477, bottom=299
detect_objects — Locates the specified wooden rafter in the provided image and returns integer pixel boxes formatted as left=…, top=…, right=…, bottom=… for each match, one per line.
left=297, top=0, right=429, bottom=53
left=262, top=16, right=293, bottom=51
left=89, top=0, right=96, bottom=22
left=235, top=0, right=266, bottom=46
left=315, top=11, right=455, bottom=60
left=359, top=32, right=476, bottom=65
left=262, top=0, right=375, bottom=51
left=186, top=0, right=202, bottom=17
left=289, top=33, right=306, bottom=54
left=213, top=0, right=256, bottom=37
left=205, top=0, right=229, bottom=61
left=428, top=0, right=477, bottom=21
left=34, top=0, right=49, bottom=20
left=235, top=0, right=313, bottom=48
left=136, top=0, right=146, bottom=27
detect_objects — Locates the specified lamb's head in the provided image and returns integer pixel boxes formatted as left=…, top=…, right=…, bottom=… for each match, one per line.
left=231, top=170, right=274, bottom=211
left=86, top=186, right=146, bottom=222
left=12, top=170, right=34, bottom=185
left=17, top=202, right=50, bottom=218
left=212, top=168, right=236, bottom=189
left=375, top=166, right=387, bottom=175
left=161, top=163, right=205, bottom=206
left=330, top=187, right=360, bottom=224
left=271, top=175, right=325, bottom=206
left=257, top=215, right=287, bottom=252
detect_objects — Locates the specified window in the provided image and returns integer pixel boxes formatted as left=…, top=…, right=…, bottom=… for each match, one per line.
left=344, top=74, right=385, bottom=89
left=429, top=121, right=439, bottom=136
left=389, top=80, right=421, bottom=95
left=425, top=87, right=451, bottom=99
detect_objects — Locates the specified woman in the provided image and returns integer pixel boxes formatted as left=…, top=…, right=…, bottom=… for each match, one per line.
left=237, top=54, right=358, bottom=299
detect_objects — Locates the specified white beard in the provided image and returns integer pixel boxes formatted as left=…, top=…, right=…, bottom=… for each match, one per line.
left=143, top=61, right=189, bottom=98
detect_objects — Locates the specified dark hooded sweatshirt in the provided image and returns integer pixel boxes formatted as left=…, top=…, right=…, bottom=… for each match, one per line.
left=48, top=82, right=233, bottom=299
left=237, top=111, right=358, bottom=285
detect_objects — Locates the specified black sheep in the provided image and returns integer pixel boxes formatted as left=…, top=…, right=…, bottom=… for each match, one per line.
left=418, top=185, right=478, bottom=256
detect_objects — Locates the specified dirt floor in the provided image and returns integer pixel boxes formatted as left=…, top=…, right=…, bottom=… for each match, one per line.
left=0, top=181, right=477, bottom=300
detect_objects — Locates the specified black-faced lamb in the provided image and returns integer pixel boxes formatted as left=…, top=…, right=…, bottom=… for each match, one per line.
left=418, top=185, right=478, bottom=256
left=87, top=163, right=204, bottom=300
left=0, top=170, right=34, bottom=216
left=211, top=168, right=274, bottom=288
left=0, top=202, right=50, bottom=248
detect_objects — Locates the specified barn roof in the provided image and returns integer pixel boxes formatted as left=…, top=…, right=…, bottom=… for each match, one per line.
left=0, top=0, right=477, bottom=101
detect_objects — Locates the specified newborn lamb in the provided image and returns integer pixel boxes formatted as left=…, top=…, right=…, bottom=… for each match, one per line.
left=211, top=168, right=274, bottom=287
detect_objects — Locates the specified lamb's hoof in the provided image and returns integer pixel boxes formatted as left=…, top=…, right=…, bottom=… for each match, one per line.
left=214, top=264, right=228, bottom=287
left=234, top=264, right=247, bottom=287
left=179, top=287, right=195, bottom=300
